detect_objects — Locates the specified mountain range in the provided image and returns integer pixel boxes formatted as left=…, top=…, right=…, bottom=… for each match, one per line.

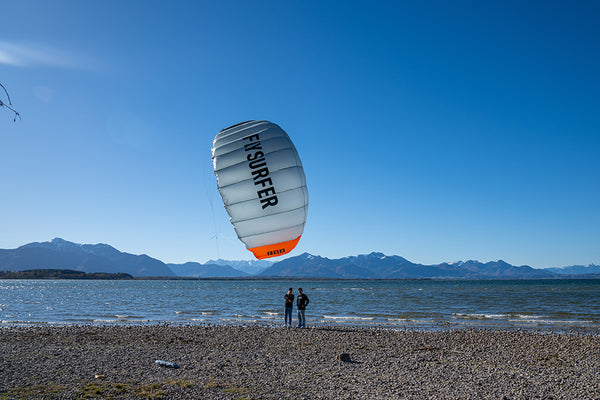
left=0, top=238, right=175, bottom=277
left=256, top=253, right=557, bottom=279
left=167, top=262, right=251, bottom=278
left=544, top=265, right=600, bottom=275
left=203, top=259, right=273, bottom=275
left=1, top=238, right=598, bottom=279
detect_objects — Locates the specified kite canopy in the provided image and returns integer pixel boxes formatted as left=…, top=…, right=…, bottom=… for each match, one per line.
left=212, top=120, right=308, bottom=259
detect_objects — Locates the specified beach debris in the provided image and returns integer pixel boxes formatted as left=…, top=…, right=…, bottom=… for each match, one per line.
left=94, top=374, right=106, bottom=379
left=338, top=353, right=352, bottom=363
left=155, top=359, right=179, bottom=369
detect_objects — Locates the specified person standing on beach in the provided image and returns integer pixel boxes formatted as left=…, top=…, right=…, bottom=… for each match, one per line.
left=296, top=288, right=310, bottom=328
left=284, top=288, right=294, bottom=327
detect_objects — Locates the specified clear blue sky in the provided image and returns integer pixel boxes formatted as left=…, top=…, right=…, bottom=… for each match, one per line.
left=1, top=1, right=598, bottom=268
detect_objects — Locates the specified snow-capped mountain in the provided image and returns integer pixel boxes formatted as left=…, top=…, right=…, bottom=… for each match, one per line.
left=205, top=258, right=273, bottom=275
left=258, top=252, right=556, bottom=279
left=545, top=264, right=600, bottom=275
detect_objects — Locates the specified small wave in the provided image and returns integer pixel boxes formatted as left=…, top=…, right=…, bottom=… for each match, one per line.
left=453, top=313, right=509, bottom=320
left=513, top=314, right=545, bottom=320
left=323, top=315, right=375, bottom=321
left=2, top=319, right=46, bottom=325
left=221, top=318, right=260, bottom=324
left=260, top=313, right=279, bottom=319
left=508, top=317, right=590, bottom=325
left=174, top=310, right=199, bottom=315
left=387, top=317, right=410, bottom=322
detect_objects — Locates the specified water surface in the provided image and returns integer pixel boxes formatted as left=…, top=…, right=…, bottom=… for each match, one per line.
left=1, top=279, right=599, bottom=332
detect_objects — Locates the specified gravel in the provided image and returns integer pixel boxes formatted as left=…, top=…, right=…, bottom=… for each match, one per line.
left=1, top=325, right=599, bottom=399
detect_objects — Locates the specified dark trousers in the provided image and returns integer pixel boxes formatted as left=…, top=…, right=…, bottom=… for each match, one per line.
left=284, top=307, right=293, bottom=326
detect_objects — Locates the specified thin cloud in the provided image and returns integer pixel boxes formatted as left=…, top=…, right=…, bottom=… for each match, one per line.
left=0, top=41, right=85, bottom=69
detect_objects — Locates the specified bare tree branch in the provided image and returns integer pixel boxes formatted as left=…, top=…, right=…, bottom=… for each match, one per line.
left=0, top=82, right=21, bottom=122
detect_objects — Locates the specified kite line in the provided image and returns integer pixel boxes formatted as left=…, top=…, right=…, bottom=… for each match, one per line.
left=0, top=82, right=21, bottom=122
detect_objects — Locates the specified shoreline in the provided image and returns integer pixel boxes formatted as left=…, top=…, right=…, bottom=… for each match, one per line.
left=3, top=316, right=600, bottom=335
left=3, top=316, right=600, bottom=336
left=2, top=325, right=599, bottom=399
left=2, top=321, right=600, bottom=335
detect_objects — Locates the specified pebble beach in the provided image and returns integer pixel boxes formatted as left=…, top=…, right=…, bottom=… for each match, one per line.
left=1, top=325, right=599, bottom=399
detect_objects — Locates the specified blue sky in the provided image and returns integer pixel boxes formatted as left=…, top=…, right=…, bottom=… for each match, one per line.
left=1, top=1, right=598, bottom=268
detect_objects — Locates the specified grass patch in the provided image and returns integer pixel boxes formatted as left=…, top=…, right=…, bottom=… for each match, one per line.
left=3, top=379, right=208, bottom=399
left=113, top=382, right=130, bottom=393
left=202, top=378, right=255, bottom=398
left=164, top=378, right=193, bottom=388
left=77, top=381, right=184, bottom=399
left=205, top=377, right=219, bottom=389
left=222, top=385, right=249, bottom=395
left=1, top=383, right=65, bottom=399
left=134, top=383, right=164, bottom=398
left=79, top=382, right=105, bottom=398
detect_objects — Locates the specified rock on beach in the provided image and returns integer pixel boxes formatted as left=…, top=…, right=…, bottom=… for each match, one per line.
left=1, top=325, right=599, bottom=399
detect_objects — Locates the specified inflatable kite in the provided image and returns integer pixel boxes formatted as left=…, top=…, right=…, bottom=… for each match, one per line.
left=212, top=120, right=308, bottom=259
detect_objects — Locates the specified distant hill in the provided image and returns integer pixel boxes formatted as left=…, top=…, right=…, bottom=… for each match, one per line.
left=0, top=238, right=175, bottom=277
left=545, top=264, right=600, bottom=275
left=0, top=269, right=134, bottom=280
left=168, top=262, right=250, bottom=278
left=259, top=252, right=557, bottom=279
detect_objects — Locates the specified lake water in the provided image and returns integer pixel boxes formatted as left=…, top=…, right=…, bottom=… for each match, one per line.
left=1, top=279, right=599, bottom=332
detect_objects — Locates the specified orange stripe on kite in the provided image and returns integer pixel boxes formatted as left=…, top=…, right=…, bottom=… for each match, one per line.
left=248, top=236, right=302, bottom=260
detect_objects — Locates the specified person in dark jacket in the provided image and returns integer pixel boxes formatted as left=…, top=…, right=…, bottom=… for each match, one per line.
left=284, top=288, right=294, bottom=327
left=296, top=288, right=310, bottom=328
